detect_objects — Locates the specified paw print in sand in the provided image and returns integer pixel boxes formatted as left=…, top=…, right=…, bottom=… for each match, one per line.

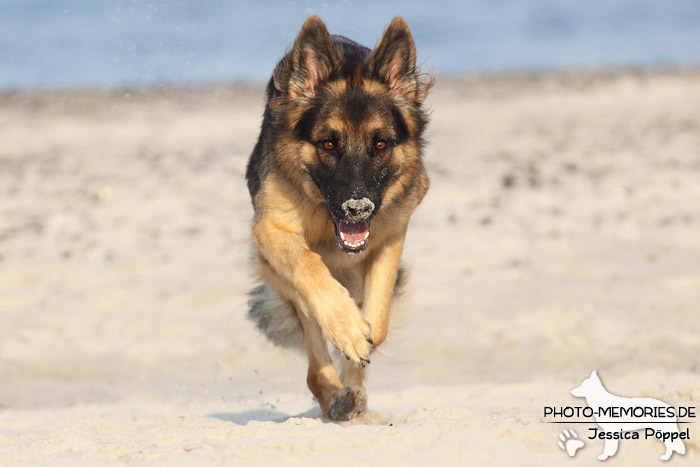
left=558, top=428, right=585, bottom=457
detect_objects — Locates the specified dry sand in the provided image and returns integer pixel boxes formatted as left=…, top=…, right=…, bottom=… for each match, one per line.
left=1, top=70, right=699, bottom=465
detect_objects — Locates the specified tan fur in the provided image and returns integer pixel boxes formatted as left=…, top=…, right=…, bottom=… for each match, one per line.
left=247, top=16, right=431, bottom=421
left=251, top=152, right=427, bottom=420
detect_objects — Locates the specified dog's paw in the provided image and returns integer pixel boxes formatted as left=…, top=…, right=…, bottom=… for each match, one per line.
left=327, top=387, right=367, bottom=422
left=558, top=429, right=584, bottom=457
left=318, top=297, right=372, bottom=364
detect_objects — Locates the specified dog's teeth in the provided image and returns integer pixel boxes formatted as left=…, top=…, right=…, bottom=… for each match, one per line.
left=342, top=238, right=366, bottom=248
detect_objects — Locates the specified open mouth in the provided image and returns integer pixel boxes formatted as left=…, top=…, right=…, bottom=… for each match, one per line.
left=332, top=218, right=370, bottom=252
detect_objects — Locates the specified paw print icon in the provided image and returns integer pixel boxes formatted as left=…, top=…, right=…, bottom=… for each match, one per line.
left=558, top=429, right=585, bottom=457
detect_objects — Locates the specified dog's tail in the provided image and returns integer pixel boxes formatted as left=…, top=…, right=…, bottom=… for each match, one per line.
left=247, top=284, right=304, bottom=351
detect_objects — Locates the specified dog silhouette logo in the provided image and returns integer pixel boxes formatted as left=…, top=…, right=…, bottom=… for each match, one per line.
left=570, top=370, right=687, bottom=461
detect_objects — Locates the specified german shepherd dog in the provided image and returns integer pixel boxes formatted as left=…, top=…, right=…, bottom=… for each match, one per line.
left=246, top=16, right=432, bottom=421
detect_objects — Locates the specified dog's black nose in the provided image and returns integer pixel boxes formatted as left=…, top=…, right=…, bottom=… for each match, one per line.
left=341, top=197, right=374, bottom=221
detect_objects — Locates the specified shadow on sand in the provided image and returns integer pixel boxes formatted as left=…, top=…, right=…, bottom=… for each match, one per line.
left=208, top=407, right=322, bottom=426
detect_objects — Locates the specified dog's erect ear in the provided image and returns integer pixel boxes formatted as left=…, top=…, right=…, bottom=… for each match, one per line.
left=368, top=17, right=423, bottom=101
left=283, top=16, right=339, bottom=99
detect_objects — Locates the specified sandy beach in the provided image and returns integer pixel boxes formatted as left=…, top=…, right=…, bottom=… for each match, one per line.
left=1, top=70, right=699, bottom=464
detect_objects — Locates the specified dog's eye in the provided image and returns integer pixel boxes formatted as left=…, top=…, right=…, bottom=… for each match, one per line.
left=375, top=140, right=388, bottom=151
left=321, top=140, right=336, bottom=151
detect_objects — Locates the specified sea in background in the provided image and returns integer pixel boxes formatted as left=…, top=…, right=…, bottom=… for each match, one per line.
left=1, top=0, right=700, bottom=90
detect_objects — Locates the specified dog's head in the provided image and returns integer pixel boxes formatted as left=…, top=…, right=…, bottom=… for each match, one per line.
left=571, top=370, right=603, bottom=398
left=268, top=17, right=432, bottom=253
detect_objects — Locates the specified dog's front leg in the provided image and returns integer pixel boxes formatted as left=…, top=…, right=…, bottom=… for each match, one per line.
left=599, top=438, right=619, bottom=460
left=362, top=230, right=407, bottom=348
left=252, top=210, right=372, bottom=364
left=341, top=228, right=407, bottom=389
left=255, top=259, right=366, bottom=420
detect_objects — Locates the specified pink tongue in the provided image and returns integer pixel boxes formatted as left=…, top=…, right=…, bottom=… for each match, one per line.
left=339, top=220, right=369, bottom=243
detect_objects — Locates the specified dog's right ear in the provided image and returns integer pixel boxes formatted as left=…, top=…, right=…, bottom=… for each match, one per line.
left=275, top=16, right=339, bottom=99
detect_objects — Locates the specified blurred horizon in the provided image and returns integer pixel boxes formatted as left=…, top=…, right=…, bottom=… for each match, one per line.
left=2, top=0, right=700, bottom=90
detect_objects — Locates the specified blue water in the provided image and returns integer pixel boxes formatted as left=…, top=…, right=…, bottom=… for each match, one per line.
left=1, top=0, right=700, bottom=89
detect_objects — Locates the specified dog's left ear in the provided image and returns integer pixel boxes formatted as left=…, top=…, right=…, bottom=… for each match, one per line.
left=368, top=18, right=429, bottom=102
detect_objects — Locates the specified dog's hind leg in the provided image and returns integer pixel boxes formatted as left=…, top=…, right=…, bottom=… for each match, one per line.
left=661, top=436, right=686, bottom=461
